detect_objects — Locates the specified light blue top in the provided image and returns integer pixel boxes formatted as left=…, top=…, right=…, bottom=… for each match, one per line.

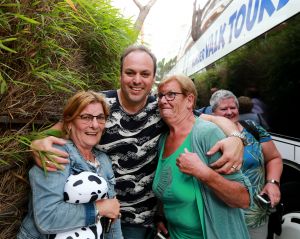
left=17, top=140, right=122, bottom=239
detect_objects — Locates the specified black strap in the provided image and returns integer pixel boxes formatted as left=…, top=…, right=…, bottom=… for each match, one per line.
left=239, top=120, right=260, bottom=141
left=202, top=106, right=208, bottom=113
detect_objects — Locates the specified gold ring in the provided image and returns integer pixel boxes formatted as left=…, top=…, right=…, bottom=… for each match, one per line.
left=231, top=165, right=237, bottom=170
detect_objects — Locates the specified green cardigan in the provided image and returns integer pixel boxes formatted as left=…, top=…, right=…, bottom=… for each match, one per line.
left=158, top=118, right=252, bottom=239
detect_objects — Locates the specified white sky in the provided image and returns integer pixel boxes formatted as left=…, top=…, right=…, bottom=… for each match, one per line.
left=111, top=0, right=195, bottom=61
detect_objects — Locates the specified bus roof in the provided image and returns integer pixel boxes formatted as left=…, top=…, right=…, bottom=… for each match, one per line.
left=170, top=0, right=300, bottom=76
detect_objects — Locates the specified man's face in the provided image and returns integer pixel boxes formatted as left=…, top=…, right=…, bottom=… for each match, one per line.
left=120, top=50, right=155, bottom=105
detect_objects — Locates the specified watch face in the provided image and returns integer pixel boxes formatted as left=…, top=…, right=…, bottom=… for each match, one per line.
left=267, top=179, right=280, bottom=186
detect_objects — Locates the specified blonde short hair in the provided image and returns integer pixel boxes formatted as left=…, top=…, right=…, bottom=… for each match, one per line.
left=158, top=74, right=197, bottom=108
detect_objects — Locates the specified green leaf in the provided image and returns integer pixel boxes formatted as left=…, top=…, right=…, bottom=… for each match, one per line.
left=0, top=42, right=17, bottom=53
left=41, top=129, right=63, bottom=138
left=0, top=4, right=20, bottom=7
left=1, top=37, right=17, bottom=43
left=0, top=76, right=8, bottom=94
left=14, top=14, right=40, bottom=25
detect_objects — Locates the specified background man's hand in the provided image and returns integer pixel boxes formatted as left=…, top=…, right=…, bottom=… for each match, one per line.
left=208, top=136, right=243, bottom=174
left=31, top=136, right=69, bottom=171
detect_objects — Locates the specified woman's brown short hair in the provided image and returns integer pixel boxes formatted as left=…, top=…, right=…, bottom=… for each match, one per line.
left=62, top=90, right=109, bottom=136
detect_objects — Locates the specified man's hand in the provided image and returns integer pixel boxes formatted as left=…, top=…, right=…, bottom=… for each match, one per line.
left=31, top=136, right=69, bottom=171
left=208, top=137, right=243, bottom=174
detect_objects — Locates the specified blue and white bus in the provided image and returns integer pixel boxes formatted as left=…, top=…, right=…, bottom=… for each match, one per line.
left=169, top=0, right=300, bottom=237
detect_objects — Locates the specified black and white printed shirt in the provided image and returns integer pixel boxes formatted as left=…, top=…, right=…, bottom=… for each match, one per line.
left=98, top=90, right=167, bottom=227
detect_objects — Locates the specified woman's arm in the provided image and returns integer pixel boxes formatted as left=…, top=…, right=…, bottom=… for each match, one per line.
left=261, top=140, right=283, bottom=207
left=30, top=164, right=96, bottom=234
left=176, top=148, right=250, bottom=208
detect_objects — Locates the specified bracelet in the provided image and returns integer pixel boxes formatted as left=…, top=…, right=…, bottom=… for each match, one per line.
left=266, top=179, right=280, bottom=187
left=229, top=131, right=247, bottom=146
left=95, top=207, right=101, bottom=222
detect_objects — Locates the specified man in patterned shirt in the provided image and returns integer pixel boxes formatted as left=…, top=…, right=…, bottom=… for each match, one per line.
left=31, top=45, right=245, bottom=239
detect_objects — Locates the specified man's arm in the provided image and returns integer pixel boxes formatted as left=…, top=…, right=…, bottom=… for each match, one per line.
left=200, top=114, right=244, bottom=174
left=200, top=114, right=239, bottom=135
left=31, top=121, right=69, bottom=171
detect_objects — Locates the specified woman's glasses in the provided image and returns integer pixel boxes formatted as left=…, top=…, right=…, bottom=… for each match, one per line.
left=78, top=113, right=106, bottom=124
left=157, top=92, right=184, bottom=101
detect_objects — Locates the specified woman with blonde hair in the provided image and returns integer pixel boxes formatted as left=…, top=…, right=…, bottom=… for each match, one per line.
left=153, top=75, right=252, bottom=239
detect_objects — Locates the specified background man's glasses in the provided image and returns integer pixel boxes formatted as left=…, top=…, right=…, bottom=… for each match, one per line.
left=157, top=92, right=184, bottom=101
left=78, top=113, right=106, bottom=124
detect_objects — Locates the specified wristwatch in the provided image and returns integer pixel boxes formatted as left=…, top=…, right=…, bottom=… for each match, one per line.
left=266, top=179, right=280, bottom=187
left=229, top=131, right=247, bottom=146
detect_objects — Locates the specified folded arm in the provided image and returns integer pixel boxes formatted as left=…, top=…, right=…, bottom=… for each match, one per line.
left=177, top=148, right=250, bottom=208
left=30, top=165, right=96, bottom=234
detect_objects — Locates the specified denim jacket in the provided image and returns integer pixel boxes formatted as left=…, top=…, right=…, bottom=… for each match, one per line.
left=17, top=140, right=123, bottom=239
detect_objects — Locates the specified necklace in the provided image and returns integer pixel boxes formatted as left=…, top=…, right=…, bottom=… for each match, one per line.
left=73, top=143, right=99, bottom=168
left=85, top=155, right=95, bottom=162
left=86, top=158, right=100, bottom=168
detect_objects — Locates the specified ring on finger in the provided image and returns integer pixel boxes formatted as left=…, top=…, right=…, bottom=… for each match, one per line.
left=231, top=165, right=237, bottom=170
left=118, top=213, right=121, bottom=219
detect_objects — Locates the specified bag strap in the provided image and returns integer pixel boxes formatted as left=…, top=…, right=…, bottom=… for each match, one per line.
left=239, top=120, right=260, bottom=141
left=257, top=113, right=263, bottom=125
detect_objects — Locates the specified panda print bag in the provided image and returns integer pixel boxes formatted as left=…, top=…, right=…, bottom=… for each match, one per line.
left=51, top=170, right=108, bottom=239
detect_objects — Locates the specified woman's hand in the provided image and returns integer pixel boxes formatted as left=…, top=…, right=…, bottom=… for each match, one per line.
left=176, top=148, right=212, bottom=181
left=260, top=183, right=281, bottom=208
left=177, top=148, right=250, bottom=208
left=157, top=221, right=170, bottom=239
left=96, top=198, right=120, bottom=219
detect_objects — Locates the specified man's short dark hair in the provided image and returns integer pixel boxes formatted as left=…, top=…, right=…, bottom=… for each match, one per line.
left=120, top=45, right=157, bottom=76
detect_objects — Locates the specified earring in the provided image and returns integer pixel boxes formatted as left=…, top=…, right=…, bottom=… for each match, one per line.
left=65, top=127, right=71, bottom=139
